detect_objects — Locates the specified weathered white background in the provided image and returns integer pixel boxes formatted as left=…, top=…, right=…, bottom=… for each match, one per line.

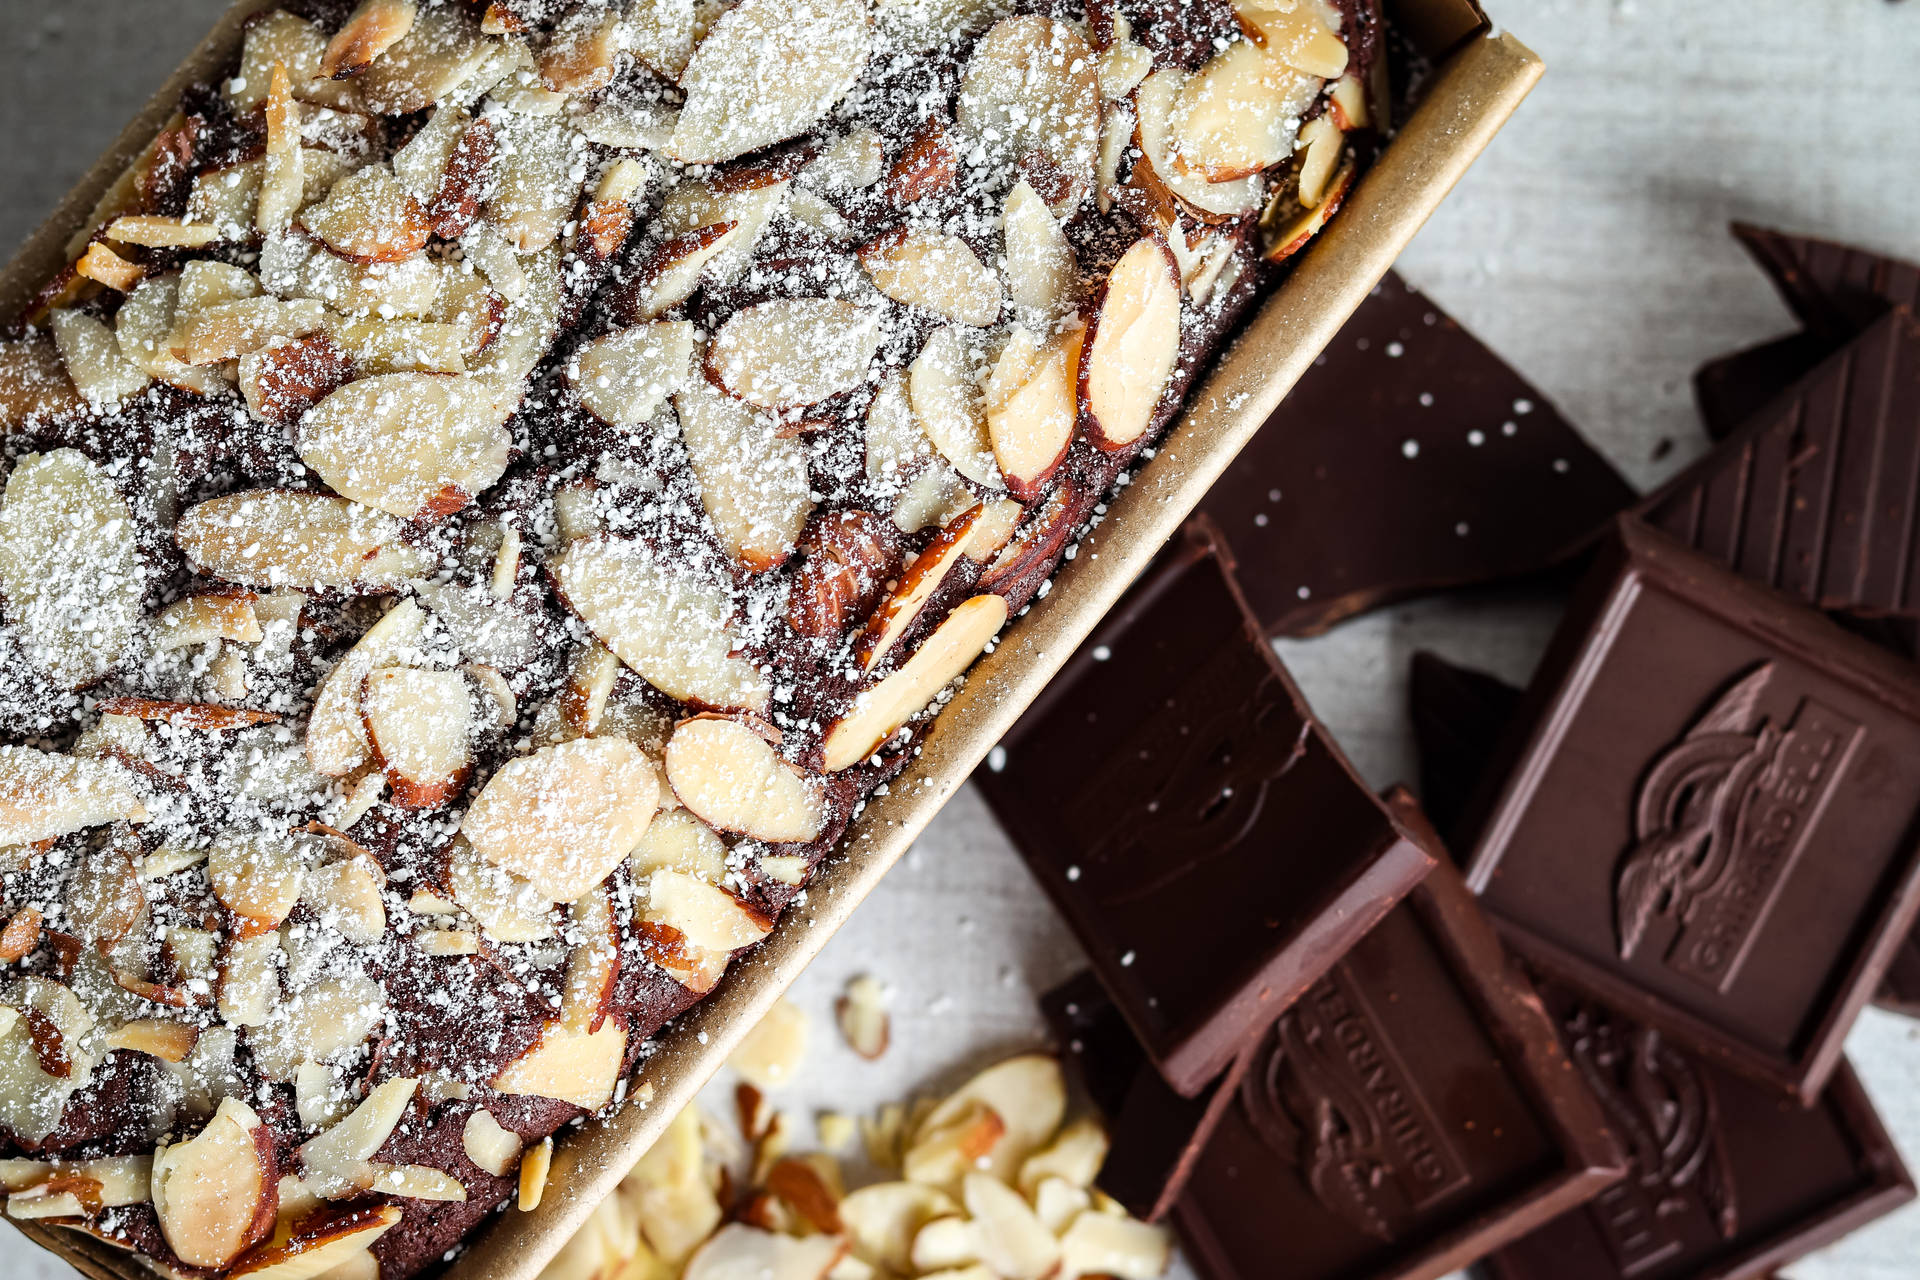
left=2, top=1, right=1919, bottom=1277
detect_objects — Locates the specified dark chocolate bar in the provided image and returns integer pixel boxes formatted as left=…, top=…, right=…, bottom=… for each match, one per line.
left=1645, top=307, right=1920, bottom=619
left=1047, top=806, right=1626, bottom=1280
left=1195, top=271, right=1634, bottom=637
left=1462, top=517, right=1920, bottom=1101
left=1480, top=978, right=1913, bottom=1280
left=977, top=524, right=1436, bottom=1095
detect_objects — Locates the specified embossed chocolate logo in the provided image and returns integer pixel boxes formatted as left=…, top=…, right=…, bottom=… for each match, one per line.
left=1068, top=657, right=1309, bottom=906
left=1239, top=965, right=1469, bottom=1241
left=1564, top=1002, right=1737, bottom=1275
left=1614, top=662, right=1861, bottom=991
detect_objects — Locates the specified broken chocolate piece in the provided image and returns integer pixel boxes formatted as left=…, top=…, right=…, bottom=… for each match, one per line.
left=977, top=523, right=1436, bottom=1095
left=1733, top=221, right=1920, bottom=342
left=1482, top=976, right=1913, bottom=1280
left=1462, top=517, right=1920, bottom=1101
left=1646, top=307, right=1920, bottom=619
left=1693, top=331, right=1836, bottom=442
left=1408, top=650, right=1522, bottom=844
left=1196, top=271, right=1635, bottom=637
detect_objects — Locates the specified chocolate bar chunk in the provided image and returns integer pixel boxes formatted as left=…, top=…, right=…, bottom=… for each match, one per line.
left=977, top=524, right=1436, bottom=1095
left=1462, top=517, right=1920, bottom=1101
left=1408, top=650, right=1523, bottom=843
left=1049, top=809, right=1626, bottom=1280
left=1195, top=272, right=1634, bottom=637
left=1693, top=332, right=1837, bottom=442
left=1645, top=307, right=1920, bottom=619
left=1481, top=978, right=1913, bottom=1280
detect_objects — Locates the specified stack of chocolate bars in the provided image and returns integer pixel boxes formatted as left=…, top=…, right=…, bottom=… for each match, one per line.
left=976, top=230, right=1920, bottom=1280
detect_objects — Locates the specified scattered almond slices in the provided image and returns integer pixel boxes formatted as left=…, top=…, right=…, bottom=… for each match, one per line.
left=150, top=1098, right=277, bottom=1269
left=354, top=3, right=497, bottom=115
left=361, top=667, right=475, bottom=807
left=462, top=1110, right=523, bottom=1178
left=825, top=593, right=1007, bottom=771
left=553, top=537, right=772, bottom=712
left=909, top=325, right=1001, bottom=489
left=706, top=299, right=882, bottom=411
left=297, top=1077, right=416, bottom=1198
left=462, top=736, right=661, bottom=903
left=669, top=0, right=873, bottom=164
left=559, top=886, right=621, bottom=1035
left=627, top=0, right=727, bottom=82
left=1262, top=151, right=1357, bottom=263
left=538, top=5, right=625, bottom=94
left=0, top=449, right=145, bottom=690
left=118, top=275, right=234, bottom=396
left=835, top=974, right=890, bottom=1061
left=663, top=716, right=825, bottom=844
left=956, top=17, right=1101, bottom=206
left=911, top=1054, right=1066, bottom=1185
left=859, top=230, right=1002, bottom=327
left=307, top=598, right=424, bottom=777
left=447, top=840, right=556, bottom=943
left=729, top=999, right=809, bottom=1091
left=1080, top=236, right=1182, bottom=452
left=985, top=325, right=1083, bottom=501
left=623, top=222, right=744, bottom=320
left=857, top=503, right=982, bottom=674
left=489, top=114, right=586, bottom=254
left=297, top=372, right=512, bottom=519
left=840, top=1182, right=957, bottom=1275
left=175, top=490, right=430, bottom=592
left=227, top=1204, right=402, bottom=1280
left=675, top=381, right=816, bottom=572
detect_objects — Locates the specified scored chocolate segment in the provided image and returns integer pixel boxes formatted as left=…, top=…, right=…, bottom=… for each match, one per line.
left=1481, top=978, right=1914, bottom=1280
left=1048, top=802, right=1627, bottom=1280
left=977, top=522, right=1436, bottom=1096
left=1195, top=271, right=1635, bottom=637
left=1646, top=307, right=1920, bottom=618
left=1462, top=517, right=1920, bottom=1101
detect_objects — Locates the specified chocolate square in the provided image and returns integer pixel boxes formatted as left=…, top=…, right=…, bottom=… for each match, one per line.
left=1047, top=831, right=1624, bottom=1280
left=1462, top=517, right=1920, bottom=1100
left=1481, top=980, right=1913, bottom=1280
left=977, top=524, right=1436, bottom=1095
left=1196, top=271, right=1634, bottom=637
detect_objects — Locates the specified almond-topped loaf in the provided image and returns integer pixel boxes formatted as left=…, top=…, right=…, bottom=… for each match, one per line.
left=0, top=0, right=1383, bottom=1276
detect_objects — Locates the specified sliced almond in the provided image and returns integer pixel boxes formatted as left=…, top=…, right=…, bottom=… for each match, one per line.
left=321, top=0, right=418, bottom=79
left=238, top=333, right=359, bottom=426
left=170, top=296, right=330, bottom=366
left=729, top=999, right=809, bottom=1091
left=838, top=1182, right=957, bottom=1275
left=914, top=1055, right=1066, bottom=1184
left=118, top=276, right=234, bottom=397
left=462, top=1110, right=523, bottom=1178
left=258, top=62, right=305, bottom=233
left=1172, top=38, right=1320, bottom=182
left=645, top=868, right=775, bottom=955
left=1239, top=1, right=1350, bottom=77
left=806, top=127, right=885, bottom=191
left=664, top=717, right=825, bottom=843
left=1132, top=69, right=1263, bottom=220
left=539, top=4, right=625, bottom=94
left=628, top=808, right=729, bottom=884
left=0, top=909, right=42, bottom=964
left=1329, top=69, right=1371, bottom=130
left=462, top=736, right=661, bottom=902
left=447, top=841, right=555, bottom=943
left=1097, top=16, right=1153, bottom=100
left=880, top=117, right=957, bottom=205
left=299, top=166, right=430, bottom=264
left=103, top=1018, right=198, bottom=1064
left=431, top=120, right=496, bottom=241
left=176, top=490, right=430, bottom=591
left=1018, top=1115, right=1109, bottom=1194
left=1295, top=113, right=1345, bottom=208
left=835, top=973, right=890, bottom=1061
left=297, top=1077, right=416, bottom=1197
left=986, top=324, right=1082, bottom=500
left=0, top=336, right=81, bottom=429
left=559, top=885, right=621, bottom=1035
left=488, top=114, right=585, bottom=253
left=864, top=369, right=932, bottom=491
left=857, top=504, right=982, bottom=673
left=675, top=381, right=815, bottom=573
left=573, top=322, right=695, bottom=428
left=1080, top=236, right=1182, bottom=451
left=902, top=1100, right=1004, bottom=1190
left=207, top=831, right=307, bottom=938
left=104, top=216, right=219, bottom=249
left=910, top=1217, right=979, bottom=1273
left=627, top=0, right=725, bottom=80
left=910, top=325, right=1000, bottom=488
left=227, top=1204, right=401, bottom=1280
left=324, top=318, right=469, bottom=375
left=963, top=1173, right=1059, bottom=1280
left=355, top=4, right=494, bottom=115
left=0, top=449, right=144, bottom=689
left=706, top=298, right=882, bottom=410
left=360, top=665, right=475, bottom=809
left=0, top=748, right=144, bottom=848
left=1056, top=1211, right=1171, bottom=1279
left=669, top=0, right=872, bottom=164
left=556, top=641, right=622, bottom=741
left=299, top=371, right=511, bottom=520
left=956, top=17, right=1100, bottom=205
left=785, top=509, right=902, bottom=639
left=766, top=1157, right=843, bottom=1235
left=1261, top=153, right=1355, bottom=262
left=151, top=1098, right=277, bottom=1269
left=302, top=857, right=387, bottom=945
left=859, top=230, right=1001, bottom=327
left=231, top=10, right=359, bottom=113
left=308, top=599, right=425, bottom=778
left=825, top=593, right=1006, bottom=771
left=46, top=310, right=149, bottom=405
left=621, top=222, right=743, bottom=319
left=75, top=243, right=145, bottom=293
left=553, top=537, right=772, bottom=712
left=1003, top=180, right=1080, bottom=318
left=217, top=933, right=283, bottom=1028
left=491, top=1020, right=627, bottom=1112
left=683, top=1225, right=845, bottom=1280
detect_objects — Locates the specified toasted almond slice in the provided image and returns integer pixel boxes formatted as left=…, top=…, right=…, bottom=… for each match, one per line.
left=627, top=0, right=724, bottom=80
left=488, top=114, right=584, bottom=253
left=1057, top=1210, right=1171, bottom=1279
left=670, top=0, right=872, bottom=164
left=0, top=336, right=81, bottom=429
left=559, top=885, right=620, bottom=1035
left=308, top=599, right=424, bottom=778
left=806, top=127, right=885, bottom=191
left=838, top=1182, right=957, bottom=1275
left=151, top=1099, right=276, bottom=1269
left=902, top=1100, right=1004, bottom=1190
left=239, top=333, right=358, bottom=425
left=0, top=449, right=144, bottom=689
left=573, top=322, right=696, bottom=428
left=1171, top=38, right=1320, bottom=182
left=231, top=10, right=358, bottom=113
left=46, top=310, right=149, bottom=405
left=430, top=119, right=494, bottom=244
left=104, top=216, right=219, bottom=249
left=539, top=4, right=624, bottom=93
left=910, top=1217, right=979, bottom=1272
left=447, top=841, right=555, bottom=942
left=878, top=117, right=956, bottom=205
left=835, top=974, right=890, bottom=1060
left=216, top=933, right=282, bottom=1027
left=176, top=259, right=260, bottom=312
left=511, top=1137, right=552, bottom=1212
left=118, top=276, right=231, bottom=397
left=766, top=1157, right=843, bottom=1235
left=207, top=832, right=306, bottom=938
left=298, top=372, right=511, bottom=519
left=0, top=909, right=42, bottom=964
left=957, top=17, right=1100, bottom=205
left=729, top=999, right=809, bottom=1090
left=622, top=222, right=743, bottom=319
left=258, top=62, right=305, bottom=233
left=629, top=808, right=729, bottom=883
left=227, top=1205, right=401, bottom=1280
left=963, top=1173, right=1059, bottom=1280
left=462, top=1110, right=522, bottom=1178
left=986, top=324, right=1082, bottom=500
left=1132, top=70, right=1262, bottom=220
left=826, top=593, right=1005, bottom=770
left=355, top=4, right=494, bottom=114
left=392, top=102, right=471, bottom=197
left=252, top=975, right=388, bottom=1082
left=555, top=642, right=621, bottom=741
left=864, top=369, right=932, bottom=490
left=303, top=857, right=387, bottom=945
left=361, top=667, right=474, bottom=807
left=463, top=737, right=660, bottom=902
left=297, top=1078, right=416, bottom=1197
left=684, top=1225, right=845, bottom=1280
left=1329, top=68, right=1371, bottom=130
left=492, top=1020, right=627, bottom=1112
left=75, top=243, right=145, bottom=293
left=674, top=382, right=815, bottom=573
left=553, top=537, right=772, bottom=711
left=1261, top=152, right=1354, bottom=262
left=1239, top=1, right=1349, bottom=76
left=1080, top=236, right=1182, bottom=451
left=102, top=1018, right=198, bottom=1064
left=324, top=318, right=468, bottom=375
left=664, top=718, right=825, bottom=844
left=910, top=325, right=1000, bottom=488
left=858, top=504, right=982, bottom=673
left=0, top=748, right=145, bottom=845
left=1097, top=15, right=1153, bottom=100
left=916, top=1055, right=1066, bottom=1184
left=706, top=298, right=881, bottom=410
left=176, top=490, right=430, bottom=591
left=1003, top=180, right=1080, bottom=318
left=299, top=166, right=430, bottom=264
left=171, top=297, right=329, bottom=366
left=859, top=230, right=1001, bottom=326
left=1018, top=1115, right=1109, bottom=1194
left=1296, top=114, right=1347, bottom=208
left=321, top=0, right=418, bottom=79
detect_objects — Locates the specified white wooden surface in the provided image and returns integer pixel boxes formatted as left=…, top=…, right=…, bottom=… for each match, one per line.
left=1, top=2, right=1918, bottom=1278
